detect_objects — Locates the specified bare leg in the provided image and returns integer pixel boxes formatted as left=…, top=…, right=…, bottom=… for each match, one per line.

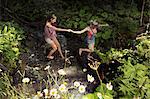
left=47, top=41, right=57, bottom=59
left=79, top=48, right=92, bottom=56
left=52, top=37, right=65, bottom=59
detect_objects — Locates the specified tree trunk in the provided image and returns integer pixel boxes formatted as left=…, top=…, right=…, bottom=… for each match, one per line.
left=140, top=0, right=145, bottom=26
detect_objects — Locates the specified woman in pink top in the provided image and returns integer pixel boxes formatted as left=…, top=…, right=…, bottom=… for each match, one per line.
left=44, top=14, right=71, bottom=60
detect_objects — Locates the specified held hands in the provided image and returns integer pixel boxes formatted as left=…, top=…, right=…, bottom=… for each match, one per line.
left=67, top=29, right=75, bottom=33
left=67, top=29, right=72, bottom=32
left=67, top=29, right=74, bottom=33
left=67, top=29, right=81, bottom=34
left=66, top=29, right=75, bottom=33
left=70, top=29, right=74, bottom=33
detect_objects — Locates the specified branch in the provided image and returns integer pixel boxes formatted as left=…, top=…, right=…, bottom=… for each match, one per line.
left=140, top=0, right=145, bottom=26
left=2, top=7, right=43, bottom=28
left=0, top=63, right=8, bottom=71
left=3, top=7, right=29, bottom=25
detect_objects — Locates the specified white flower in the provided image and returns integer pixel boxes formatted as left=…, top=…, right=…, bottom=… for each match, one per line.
left=111, top=61, right=115, bottom=63
left=55, top=94, right=61, bottom=99
left=44, top=65, right=50, bottom=70
left=31, top=54, right=35, bottom=57
left=59, top=84, right=67, bottom=93
left=106, top=82, right=113, bottom=90
left=87, top=74, right=94, bottom=83
left=0, top=69, right=2, bottom=72
left=29, top=54, right=35, bottom=58
left=74, top=81, right=80, bottom=88
left=18, top=60, right=22, bottom=64
left=65, top=50, right=70, bottom=53
left=58, top=69, right=66, bottom=76
left=37, top=91, right=43, bottom=97
left=22, top=77, right=30, bottom=83
left=50, top=88, right=57, bottom=96
left=34, top=67, right=40, bottom=70
left=133, top=96, right=140, bottom=99
left=78, top=85, right=86, bottom=93
left=83, top=68, right=87, bottom=72
left=32, top=95, right=38, bottom=99
left=97, top=92, right=103, bottom=99
left=45, top=96, right=50, bottom=98
left=43, top=89, right=49, bottom=96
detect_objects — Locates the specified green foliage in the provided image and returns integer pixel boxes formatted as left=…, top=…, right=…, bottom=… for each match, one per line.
left=118, top=61, right=150, bottom=98
left=96, top=83, right=113, bottom=99
left=82, top=93, right=98, bottom=99
left=82, top=82, right=113, bottom=99
left=0, top=0, right=149, bottom=98
left=95, top=37, right=150, bottom=98
left=95, top=48, right=131, bottom=64
left=2, top=0, right=149, bottom=48
left=0, top=73, right=26, bottom=99
left=0, top=21, right=25, bottom=68
left=60, top=7, right=91, bottom=29
left=136, top=38, right=150, bottom=65
left=96, top=27, right=112, bottom=40
left=59, top=0, right=141, bottom=48
left=117, top=18, right=139, bottom=34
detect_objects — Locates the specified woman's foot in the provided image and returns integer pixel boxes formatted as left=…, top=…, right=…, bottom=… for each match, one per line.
left=47, top=56, right=54, bottom=60
left=87, top=55, right=94, bottom=59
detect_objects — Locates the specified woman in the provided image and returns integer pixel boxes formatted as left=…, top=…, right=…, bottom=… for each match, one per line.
left=44, top=14, right=71, bottom=60
left=71, top=20, right=99, bottom=57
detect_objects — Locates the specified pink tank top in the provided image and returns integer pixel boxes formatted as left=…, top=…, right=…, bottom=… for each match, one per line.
left=87, top=31, right=93, bottom=39
left=44, top=26, right=57, bottom=39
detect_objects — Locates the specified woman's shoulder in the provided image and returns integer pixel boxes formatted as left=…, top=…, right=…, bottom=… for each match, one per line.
left=45, top=23, right=55, bottom=29
left=86, top=26, right=92, bottom=31
left=46, top=23, right=51, bottom=27
left=84, top=26, right=90, bottom=31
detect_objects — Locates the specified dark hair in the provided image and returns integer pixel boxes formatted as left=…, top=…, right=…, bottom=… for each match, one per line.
left=46, top=14, right=57, bottom=22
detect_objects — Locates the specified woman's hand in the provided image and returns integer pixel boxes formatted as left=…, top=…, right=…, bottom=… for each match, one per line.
left=70, top=29, right=74, bottom=33
left=66, top=29, right=72, bottom=32
left=67, top=29, right=78, bottom=33
left=71, top=30, right=82, bottom=34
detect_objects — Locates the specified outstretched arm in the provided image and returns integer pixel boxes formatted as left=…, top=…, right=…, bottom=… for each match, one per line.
left=71, top=27, right=89, bottom=34
left=99, top=24, right=109, bottom=27
left=51, top=26, right=71, bottom=32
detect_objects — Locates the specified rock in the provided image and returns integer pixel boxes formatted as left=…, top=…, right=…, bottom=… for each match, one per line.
left=57, top=34, right=67, bottom=51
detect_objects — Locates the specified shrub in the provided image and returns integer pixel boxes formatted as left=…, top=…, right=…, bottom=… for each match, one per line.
left=0, top=21, right=25, bottom=68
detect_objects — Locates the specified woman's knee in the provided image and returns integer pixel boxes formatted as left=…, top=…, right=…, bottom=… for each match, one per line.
left=90, top=49, right=94, bottom=52
left=89, top=46, right=94, bottom=52
left=52, top=37, right=61, bottom=48
left=57, top=45, right=61, bottom=49
left=51, top=43, right=57, bottom=51
left=55, top=43, right=61, bottom=49
left=53, top=47, right=57, bottom=51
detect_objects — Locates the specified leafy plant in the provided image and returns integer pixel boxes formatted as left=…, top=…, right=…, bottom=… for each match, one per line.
left=0, top=21, right=25, bottom=68
left=95, top=36, right=150, bottom=98
left=0, top=73, right=26, bottom=99
left=117, top=61, right=150, bottom=99
left=136, top=38, right=150, bottom=66
left=82, top=82, right=113, bottom=99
